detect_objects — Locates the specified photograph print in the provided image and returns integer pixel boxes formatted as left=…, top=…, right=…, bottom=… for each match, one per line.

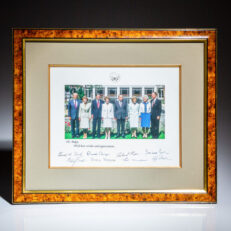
left=49, top=65, right=180, bottom=168
left=65, top=84, right=165, bottom=140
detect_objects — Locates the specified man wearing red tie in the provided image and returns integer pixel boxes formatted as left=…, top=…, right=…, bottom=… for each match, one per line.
left=150, top=92, right=162, bottom=138
left=68, top=92, right=81, bottom=138
left=91, top=93, right=104, bottom=138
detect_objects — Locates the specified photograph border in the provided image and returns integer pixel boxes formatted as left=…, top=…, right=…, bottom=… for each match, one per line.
left=12, top=29, right=216, bottom=203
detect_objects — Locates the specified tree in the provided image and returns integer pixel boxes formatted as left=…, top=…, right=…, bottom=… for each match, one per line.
left=69, top=86, right=84, bottom=99
left=65, top=85, right=70, bottom=92
left=77, top=87, right=85, bottom=99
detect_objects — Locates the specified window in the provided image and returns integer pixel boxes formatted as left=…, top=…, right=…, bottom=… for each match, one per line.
left=120, top=88, right=129, bottom=97
left=95, top=87, right=105, bottom=96
left=158, top=88, right=165, bottom=99
left=108, top=88, right=117, bottom=97
left=132, top=88, right=142, bottom=96
left=145, top=88, right=154, bottom=96
left=84, top=87, right=93, bottom=98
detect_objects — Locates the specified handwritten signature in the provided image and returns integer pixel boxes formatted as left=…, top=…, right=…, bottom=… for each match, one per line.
left=57, top=148, right=171, bottom=166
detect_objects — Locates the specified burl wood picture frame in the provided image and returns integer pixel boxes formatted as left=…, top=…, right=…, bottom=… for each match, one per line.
left=13, top=28, right=217, bottom=203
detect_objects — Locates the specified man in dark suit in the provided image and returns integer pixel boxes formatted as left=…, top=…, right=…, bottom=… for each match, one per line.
left=68, top=92, right=81, bottom=138
left=114, top=94, right=128, bottom=138
left=91, top=93, right=104, bottom=138
left=150, top=92, right=162, bottom=138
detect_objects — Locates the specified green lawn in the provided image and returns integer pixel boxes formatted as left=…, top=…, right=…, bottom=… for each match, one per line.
left=65, top=131, right=165, bottom=139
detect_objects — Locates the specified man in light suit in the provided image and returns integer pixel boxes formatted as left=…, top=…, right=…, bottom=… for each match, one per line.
left=150, top=92, right=162, bottom=138
left=91, top=93, right=104, bottom=138
left=68, top=92, right=81, bottom=138
left=114, top=94, right=128, bottom=138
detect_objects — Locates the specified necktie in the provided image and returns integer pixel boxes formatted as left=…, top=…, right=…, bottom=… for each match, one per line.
left=75, top=100, right=77, bottom=108
left=152, top=99, right=155, bottom=107
left=97, top=100, right=100, bottom=108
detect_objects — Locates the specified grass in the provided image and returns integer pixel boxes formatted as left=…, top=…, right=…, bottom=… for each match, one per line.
left=65, top=131, right=165, bottom=139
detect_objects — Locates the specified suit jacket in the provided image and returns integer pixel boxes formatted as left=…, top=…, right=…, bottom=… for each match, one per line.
left=114, top=99, right=128, bottom=119
left=102, top=103, right=114, bottom=119
left=68, top=99, right=82, bottom=119
left=91, top=99, right=104, bottom=119
left=150, top=98, right=161, bottom=119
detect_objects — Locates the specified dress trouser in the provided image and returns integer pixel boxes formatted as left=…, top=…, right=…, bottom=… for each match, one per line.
left=117, top=118, right=125, bottom=136
left=71, top=118, right=79, bottom=137
left=151, top=117, right=160, bottom=138
left=92, top=117, right=101, bottom=137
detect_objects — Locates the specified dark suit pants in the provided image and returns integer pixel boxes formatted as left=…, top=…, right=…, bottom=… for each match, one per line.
left=71, top=118, right=79, bottom=137
left=117, top=118, right=125, bottom=136
left=92, top=118, right=101, bottom=137
left=151, top=118, right=160, bottom=138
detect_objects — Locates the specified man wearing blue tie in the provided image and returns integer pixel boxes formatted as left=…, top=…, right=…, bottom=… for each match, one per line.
left=114, top=94, right=128, bottom=138
left=68, top=92, right=81, bottom=138
left=91, top=93, right=104, bottom=138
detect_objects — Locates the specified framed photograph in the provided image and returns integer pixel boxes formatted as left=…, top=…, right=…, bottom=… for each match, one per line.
left=13, top=29, right=217, bottom=203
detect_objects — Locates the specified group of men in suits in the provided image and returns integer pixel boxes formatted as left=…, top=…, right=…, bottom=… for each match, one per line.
left=68, top=92, right=161, bottom=138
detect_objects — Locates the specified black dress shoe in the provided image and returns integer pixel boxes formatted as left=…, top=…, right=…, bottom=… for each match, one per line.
left=76, top=135, right=79, bottom=138
left=116, top=134, right=120, bottom=138
left=97, top=135, right=101, bottom=139
left=122, top=134, right=125, bottom=138
left=72, top=135, right=76, bottom=138
left=92, top=136, right=95, bottom=139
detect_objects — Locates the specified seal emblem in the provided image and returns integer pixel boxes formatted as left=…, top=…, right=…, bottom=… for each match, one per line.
left=109, top=72, right=120, bottom=82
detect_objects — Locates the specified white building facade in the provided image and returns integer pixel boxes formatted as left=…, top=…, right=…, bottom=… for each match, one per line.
left=80, top=85, right=165, bottom=103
